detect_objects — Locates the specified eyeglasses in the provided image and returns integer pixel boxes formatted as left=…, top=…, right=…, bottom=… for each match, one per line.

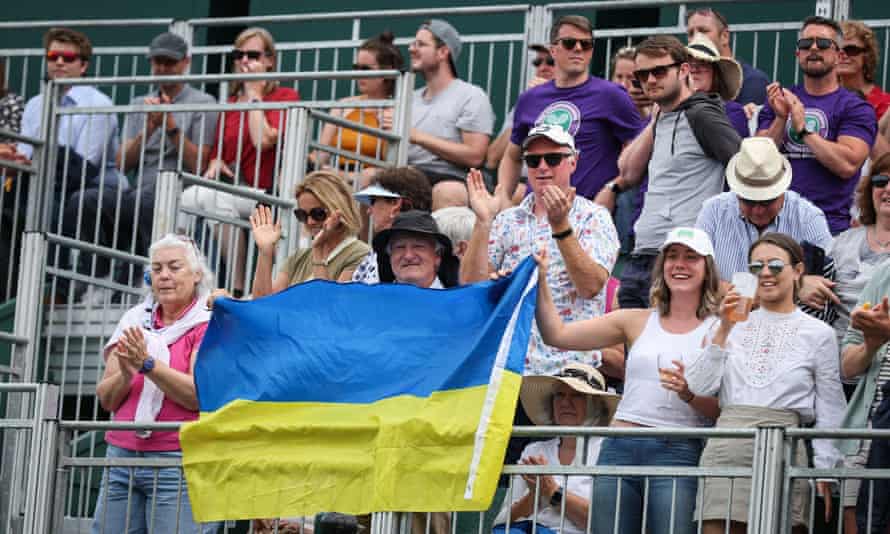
left=631, top=79, right=642, bottom=89
left=688, top=61, right=713, bottom=73
left=46, top=50, right=81, bottom=63
left=352, top=63, right=377, bottom=71
left=532, top=57, right=555, bottom=67
left=842, top=45, right=866, bottom=56
left=231, top=49, right=268, bottom=61
left=523, top=152, right=572, bottom=168
left=872, top=174, right=890, bottom=189
left=739, top=196, right=779, bottom=208
left=797, top=38, right=837, bottom=51
left=748, top=258, right=788, bottom=276
left=294, top=207, right=328, bottom=223
left=633, top=62, right=682, bottom=83
left=553, top=38, right=594, bottom=51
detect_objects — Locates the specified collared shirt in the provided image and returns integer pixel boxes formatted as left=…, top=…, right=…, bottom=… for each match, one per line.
left=352, top=251, right=379, bottom=284
left=695, top=191, right=833, bottom=281
left=20, top=85, right=126, bottom=188
left=124, top=85, right=218, bottom=189
left=489, top=194, right=619, bottom=375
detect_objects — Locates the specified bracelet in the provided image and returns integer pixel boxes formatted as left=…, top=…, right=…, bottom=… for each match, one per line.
left=552, top=228, right=573, bottom=241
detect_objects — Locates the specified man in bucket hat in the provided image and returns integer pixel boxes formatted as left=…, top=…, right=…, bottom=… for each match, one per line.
left=373, top=210, right=460, bottom=288
left=695, top=136, right=836, bottom=310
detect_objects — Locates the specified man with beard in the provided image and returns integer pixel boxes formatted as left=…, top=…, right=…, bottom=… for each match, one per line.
left=758, top=16, right=876, bottom=235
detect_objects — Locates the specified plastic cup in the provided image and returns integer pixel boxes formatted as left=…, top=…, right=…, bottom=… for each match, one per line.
left=730, top=271, right=758, bottom=322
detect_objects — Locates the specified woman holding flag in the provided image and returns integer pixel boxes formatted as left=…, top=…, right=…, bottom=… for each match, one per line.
left=535, top=227, right=720, bottom=534
left=94, top=234, right=218, bottom=534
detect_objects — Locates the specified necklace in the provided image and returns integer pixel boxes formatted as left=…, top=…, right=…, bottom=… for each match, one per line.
left=871, top=227, right=890, bottom=250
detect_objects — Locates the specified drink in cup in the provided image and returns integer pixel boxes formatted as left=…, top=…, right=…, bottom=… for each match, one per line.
left=730, top=271, right=757, bottom=322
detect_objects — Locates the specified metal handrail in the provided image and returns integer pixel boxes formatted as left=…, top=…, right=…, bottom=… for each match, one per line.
left=54, top=69, right=403, bottom=88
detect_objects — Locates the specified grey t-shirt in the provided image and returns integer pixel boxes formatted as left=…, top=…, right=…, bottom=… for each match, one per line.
left=408, top=78, right=495, bottom=179
left=124, top=85, right=218, bottom=189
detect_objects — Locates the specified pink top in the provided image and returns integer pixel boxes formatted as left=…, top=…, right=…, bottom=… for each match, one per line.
left=105, top=300, right=208, bottom=452
left=605, top=277, right=621, bottom=314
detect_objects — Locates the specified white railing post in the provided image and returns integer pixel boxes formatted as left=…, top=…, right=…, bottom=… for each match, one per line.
left=152, top=170, right=181, bottom=243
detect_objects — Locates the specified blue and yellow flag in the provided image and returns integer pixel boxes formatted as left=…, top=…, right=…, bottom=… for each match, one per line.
left=180, top=257, right=538, bottom=521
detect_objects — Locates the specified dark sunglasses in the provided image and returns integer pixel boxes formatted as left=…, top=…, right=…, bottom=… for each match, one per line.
left=631, top=79, right=642, bottom=89
left=523, top=152, right=572, bottom=168
left=554, top=38, right=594, bottom=51
left=46, top=50, right=81, bottom=63
left=872, top=174, right=890, bottom=189
left=231, top=49, right=268, bottom=61
left=797, top=38, right=837, bottom=51
left=633, top=62, right=682, bottom=83
left=739, top=196, right=779, bottom=208
left=532, top=57, right=555, bottom=67
left=748, top=258, right=788, bottom=276
left=352, top=63, right=377, bottom=71
left=294, top=207, right=328, bottom=223
left=842, top=45, right=866, bottom=56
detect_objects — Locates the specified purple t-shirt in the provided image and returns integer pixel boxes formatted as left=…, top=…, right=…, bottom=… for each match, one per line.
left=758, top=86, right=876, bottom=234
left=725, top=99, right=750, bottom=139
left=511, top=77, right=645, bottom=198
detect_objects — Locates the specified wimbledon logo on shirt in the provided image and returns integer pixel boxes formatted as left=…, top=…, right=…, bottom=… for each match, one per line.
left=534, top=101, right=582, bottom=136
left=784, top=108, right=828, bottom=159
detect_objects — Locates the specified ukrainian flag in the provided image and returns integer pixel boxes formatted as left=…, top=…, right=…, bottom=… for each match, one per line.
left=180, top=257, right=538, bottom=521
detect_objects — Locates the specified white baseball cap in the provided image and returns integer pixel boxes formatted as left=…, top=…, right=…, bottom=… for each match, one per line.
left=521, top=124, right=577, bottom=153
left=660, top=227, right=714, bottom=257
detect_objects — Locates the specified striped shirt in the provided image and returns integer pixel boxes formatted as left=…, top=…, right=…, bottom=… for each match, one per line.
left=695, top=191, right=833, bottom=281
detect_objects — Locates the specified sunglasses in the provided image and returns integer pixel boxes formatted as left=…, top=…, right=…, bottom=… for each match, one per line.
left=633, top=62, right=682, bottom=83
left=872, top=174, right=890, bottom=189
left=523, top=152, right=572, bottom=168
left=352, top=63, right=377, bottom=71
left=748, top=258, right=788, bottom=277
left=294, top=207, right=328, bottom=223
left=739, top=196, right=779, bottom=208
left=532, top=57, right=555, bottom=67
left=46, top=50, right=81, bottom=63
left=554, top=38, right=594, bottom=51
left=797, top=38, right=837, bottom=51
left=842, top=45, right=866, bottom=56
left=231, top=49, right=268, bottom=61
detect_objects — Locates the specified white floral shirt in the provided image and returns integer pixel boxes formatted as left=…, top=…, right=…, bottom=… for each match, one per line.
left=351, top=251, right=379, bottom=284
left=489, top=194, right=619, bottom=375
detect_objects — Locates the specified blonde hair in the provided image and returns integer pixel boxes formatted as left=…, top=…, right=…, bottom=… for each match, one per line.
left=842, top=20, right=880, bottom=84
left=294, top=171, right=362, bottom=236
left=230, top=26, right=279, bottom=97
left=649, top=250, right=720, bottom=319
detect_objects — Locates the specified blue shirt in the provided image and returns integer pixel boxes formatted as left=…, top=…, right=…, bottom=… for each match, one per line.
left=695, top=190, right=832, bottom=280
left=736, top=62, right=769, bottom=106
left=19, top=85, right=126, bottom=188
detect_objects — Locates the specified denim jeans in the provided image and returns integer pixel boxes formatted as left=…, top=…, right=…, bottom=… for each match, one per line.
left=91, top=445, right=219, bottom=534
left=617, top=254, right=657, bottom=310
left=593, top=436, right=703, bottom=534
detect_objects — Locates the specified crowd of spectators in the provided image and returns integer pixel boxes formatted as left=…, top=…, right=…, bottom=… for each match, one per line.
left=4, top=9, right=890, bottom=534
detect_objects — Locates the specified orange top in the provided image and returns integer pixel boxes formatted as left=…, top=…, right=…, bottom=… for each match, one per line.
left=328, top=108, right=388, bottom=169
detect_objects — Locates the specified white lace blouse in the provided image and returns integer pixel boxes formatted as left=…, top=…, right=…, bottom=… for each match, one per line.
left=686, top=308, right=847, bottom=468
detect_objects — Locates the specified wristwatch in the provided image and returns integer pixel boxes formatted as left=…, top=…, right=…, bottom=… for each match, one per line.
left=797, top=121, right=816, bottom=139
left=608, top=180, right=623, bottom=194
left=550, top=487, right=564, bottom=507
left=138, top=356, right=156, bottom=374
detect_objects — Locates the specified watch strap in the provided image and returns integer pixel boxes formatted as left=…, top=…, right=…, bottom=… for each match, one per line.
left=552, top=228, right=573, bottom=241
left=138, top=356, right=155, bottom=374
left=549, top=487, right=564, bottom=507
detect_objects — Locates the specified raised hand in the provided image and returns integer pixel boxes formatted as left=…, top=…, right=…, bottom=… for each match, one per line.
left=540, top=185, right=575, bottom=230
left=250, top=205, right=281, bottom=257
left=766, top=82, right=790, bottom=119
left=466, top=168, right=500, bottom=223
left=851, top=296, right=890, bottom=351
left=204, top=158, right=234, bottom=180
left=312, top=209, right=343, bottom=257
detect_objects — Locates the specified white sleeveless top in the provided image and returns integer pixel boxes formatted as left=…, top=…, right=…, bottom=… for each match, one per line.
left=613, top=311, right=716, bottom=428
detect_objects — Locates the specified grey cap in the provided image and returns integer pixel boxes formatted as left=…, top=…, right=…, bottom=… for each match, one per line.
left=149, top=32, right=188, bottom=61
left=421, top=19, right=462, bottom=71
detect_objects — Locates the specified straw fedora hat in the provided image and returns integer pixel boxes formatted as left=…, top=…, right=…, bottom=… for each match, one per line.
left=725, top=137, right=793, bottom=202
left=520, top=363, right=620, bottom=426
left=685, top=33, right=743, bottom=101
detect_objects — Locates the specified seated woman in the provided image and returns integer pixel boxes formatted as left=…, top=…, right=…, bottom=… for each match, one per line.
left=312, top=31, right=403, bottom=173
left=93, top=234, right=218, bottom=534
left=684, top=232, right=846, bottom=534
left=493, top=363, right=619, bottom=534
left=251, top=170, right=369, bottom=296
left=180, top=26, right=299, bottom=296
left=686, top=33, right=750, bottom=139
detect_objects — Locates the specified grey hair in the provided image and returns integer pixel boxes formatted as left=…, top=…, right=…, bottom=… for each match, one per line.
left=148, top=234, right=216, bottom=295
left=432, top=207, right=476, bottom=246
left=385, top=233, right=443, bottom=256
left=547, top=393, right=610, bottom=426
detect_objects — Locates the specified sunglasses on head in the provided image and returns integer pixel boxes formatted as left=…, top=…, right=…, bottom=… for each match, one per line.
left=46, top=50, right=81, bottom=63
left=872, top=174, right=890, bottom=189
left=231, top=49, right=267, bottom=61
left=294, top=207, right=328, bottom=223
left=523, top=152, right=572, bottom=168
left=842, top=44, right=866, bottom=56
left=739, top=196, right=779, bottom=208
left=797, top=38, right=837, bottom=51
left=748, top=258, right=788, bottom=276
left=633, top=62, right=682, bottom=83
left=532, top=57, right=555, bottom=67
left=554, top=38, right=594, bottom=51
